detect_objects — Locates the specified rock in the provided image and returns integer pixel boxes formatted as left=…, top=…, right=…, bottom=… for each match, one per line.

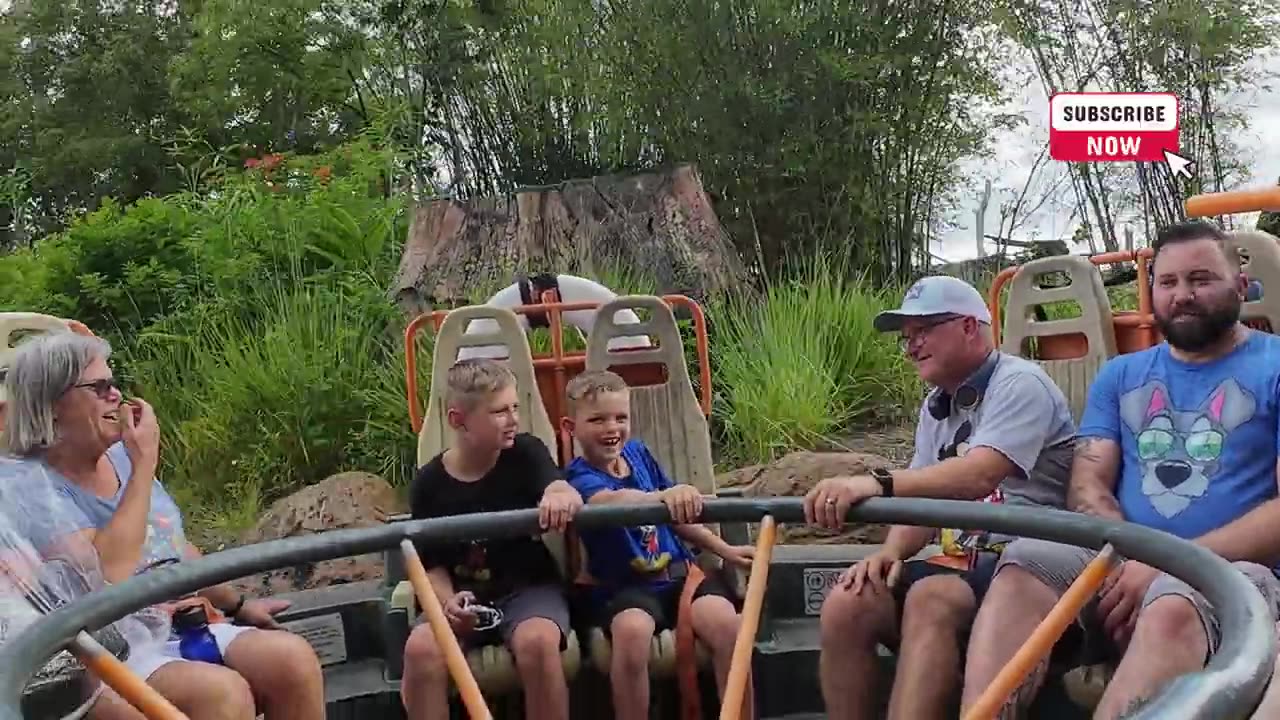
left=231, top=472, right=407, bottom=595
left=717, top=451, right=896, bottom=545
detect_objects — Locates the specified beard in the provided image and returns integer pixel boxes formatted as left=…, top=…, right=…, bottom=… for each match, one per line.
left=1156, top=292, right=1241, bottom=352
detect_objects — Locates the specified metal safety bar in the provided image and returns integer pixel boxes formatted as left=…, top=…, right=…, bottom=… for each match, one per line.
left=0, top=499, right=1273, bottom=720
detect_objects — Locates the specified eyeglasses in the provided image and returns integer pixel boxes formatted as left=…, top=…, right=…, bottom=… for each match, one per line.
left=70, top=378, right=119, bottom=399
left=898, top=315, right=963, bottom=351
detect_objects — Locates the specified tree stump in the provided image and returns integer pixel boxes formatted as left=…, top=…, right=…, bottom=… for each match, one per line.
left=389, top=164, right=750, bottom=316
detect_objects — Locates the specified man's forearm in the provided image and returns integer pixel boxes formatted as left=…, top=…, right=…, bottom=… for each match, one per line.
left=1194, top=498, right=1280, bottom=566
left=882, top=525, right=936, bottom=560
left=1065, top=436, right=1123, bottom=521
left=1066, top=479, right=1124, bottom=520
left=891, top=451, right=1010, bottom=500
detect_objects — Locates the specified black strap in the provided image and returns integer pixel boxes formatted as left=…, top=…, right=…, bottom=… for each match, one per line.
left=517, top=273, right=561, bottom=329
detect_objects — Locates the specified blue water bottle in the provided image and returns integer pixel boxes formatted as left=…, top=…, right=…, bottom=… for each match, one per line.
left=174, top=605, right=223, bottom=665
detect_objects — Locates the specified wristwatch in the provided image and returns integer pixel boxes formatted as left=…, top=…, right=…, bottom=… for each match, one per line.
left=870, top=468, right=895, bottom=497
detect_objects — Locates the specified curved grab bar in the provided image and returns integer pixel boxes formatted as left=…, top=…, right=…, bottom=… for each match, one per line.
left=0, top=498, right=1273, bottom=720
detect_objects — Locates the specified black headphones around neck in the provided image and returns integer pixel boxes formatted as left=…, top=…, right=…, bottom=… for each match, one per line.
left=927, top=351, right=1002, bottom=421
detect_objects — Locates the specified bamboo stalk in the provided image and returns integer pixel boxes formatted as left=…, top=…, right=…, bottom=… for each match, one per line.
left=71, top=631, right=188, bottom=720
left=962, top=544, right=1120, bottom=720
left=399, top=539, right=492, bottom=720
left=719, top=515, right=778, bottom=720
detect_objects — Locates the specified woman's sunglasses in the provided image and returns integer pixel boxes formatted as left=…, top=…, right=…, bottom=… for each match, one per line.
left=70, top=378, right=120, bottom=400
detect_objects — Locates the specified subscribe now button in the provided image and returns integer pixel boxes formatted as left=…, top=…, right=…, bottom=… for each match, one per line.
left=1049, top=92, right=1179, bottom=162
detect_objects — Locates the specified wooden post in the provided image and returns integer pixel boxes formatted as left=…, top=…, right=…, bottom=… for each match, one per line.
left=719, top=515, right=778, bottom=720
left=400, top=539, right=492, bottom=720
left=962, top=545, right=1120, bottom=720
left=976, top=179, right=993, bottom=258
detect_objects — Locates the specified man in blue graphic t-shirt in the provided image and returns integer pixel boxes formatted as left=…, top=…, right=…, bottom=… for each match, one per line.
left=961, top=220, right=1280, bottom=720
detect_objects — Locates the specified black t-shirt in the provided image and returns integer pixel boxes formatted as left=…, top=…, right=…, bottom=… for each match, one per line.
left=409, top=433, right=563, bottom=601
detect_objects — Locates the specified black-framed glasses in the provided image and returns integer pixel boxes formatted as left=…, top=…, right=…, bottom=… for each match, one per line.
left=898, top=315, right=963, bottom=351
left=70, top=378, right=119, bottom=399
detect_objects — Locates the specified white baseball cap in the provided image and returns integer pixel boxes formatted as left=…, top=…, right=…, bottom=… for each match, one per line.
left=873, top=275, right=992, bottom=332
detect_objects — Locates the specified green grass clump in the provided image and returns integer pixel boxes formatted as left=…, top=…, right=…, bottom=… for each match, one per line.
left=710, top=255, right=921, bottom=465
left=125, top=277, right=419, bottom=543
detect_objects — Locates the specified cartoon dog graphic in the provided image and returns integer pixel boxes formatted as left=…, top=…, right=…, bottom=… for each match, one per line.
left=1119, top=378, right=1256, bottom=518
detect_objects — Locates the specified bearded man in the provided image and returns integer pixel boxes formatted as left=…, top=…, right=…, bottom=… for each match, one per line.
left=959, top=220, right=1280, bottom=719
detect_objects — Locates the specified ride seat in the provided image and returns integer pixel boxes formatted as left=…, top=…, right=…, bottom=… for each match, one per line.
left=576, top=295, right=725, bottom=676
left=1229, top=230, right=1280, bottom=333
left=0, top=313, right=94, bottom=441
left=999, top=255, right=1118, bottom=423
left=387, top=304, right=581, bottom=694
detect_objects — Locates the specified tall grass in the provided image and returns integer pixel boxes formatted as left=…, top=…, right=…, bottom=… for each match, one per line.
left=125, top=277, right=419, bottom=543
left=711, top=254, right=922, bottom=465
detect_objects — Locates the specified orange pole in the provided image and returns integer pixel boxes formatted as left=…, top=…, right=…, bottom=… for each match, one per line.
left=1186, top=188, right=1280, bottom=218
left=71, top=631, right=188, bottom=720
left=962, top=544, right=1120, bottom=720
left=718, top=515, right=778, bottom=720
left=399, top=539, right=492, bottom=720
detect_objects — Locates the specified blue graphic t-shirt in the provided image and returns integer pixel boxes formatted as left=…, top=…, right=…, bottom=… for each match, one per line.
left=567, top=440, right=695, bottom=600
left=49, top=443, right=190, bottom=571
left=1079, top=331, right=1280, bottom=544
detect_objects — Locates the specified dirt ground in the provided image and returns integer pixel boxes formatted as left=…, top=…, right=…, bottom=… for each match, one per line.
left=719, top=421, right=918, bottom=546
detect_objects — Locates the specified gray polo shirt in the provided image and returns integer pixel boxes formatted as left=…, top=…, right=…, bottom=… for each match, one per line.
left=908, top=351, right=1076, bottom=556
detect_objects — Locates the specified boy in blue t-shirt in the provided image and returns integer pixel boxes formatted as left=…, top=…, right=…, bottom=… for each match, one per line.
left=562, top=370, right=754, bottom=720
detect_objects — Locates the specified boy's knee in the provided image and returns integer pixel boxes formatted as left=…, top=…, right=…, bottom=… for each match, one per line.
left=510, top=617, right=563, bottom=667
left=404, top=624, right=447, bottom=678
left=610, top=608, right=656, bottom=669
left=691, top=594, right=740, bottom=649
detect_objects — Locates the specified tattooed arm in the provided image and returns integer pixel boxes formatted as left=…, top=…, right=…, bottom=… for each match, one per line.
left=1066, top=436, right=1124, bottom=520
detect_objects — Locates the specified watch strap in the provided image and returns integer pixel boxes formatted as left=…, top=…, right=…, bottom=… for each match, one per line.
left=871, top=468, right=895, bottom=497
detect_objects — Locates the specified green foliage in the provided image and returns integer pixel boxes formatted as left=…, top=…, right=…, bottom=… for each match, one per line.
left=129, top=277, right=417, bottom=541
left=0, top=139, right=412, bottom=544
left=711, top=254, right=922, bottom=465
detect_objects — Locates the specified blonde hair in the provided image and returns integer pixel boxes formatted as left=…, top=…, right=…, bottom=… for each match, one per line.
left=445, top=358, right=516, bottom=413
left=565, top=370, right=629, bottom=415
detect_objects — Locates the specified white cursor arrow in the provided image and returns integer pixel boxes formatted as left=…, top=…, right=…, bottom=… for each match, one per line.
left=1163, top=149, right=1194, bottom=179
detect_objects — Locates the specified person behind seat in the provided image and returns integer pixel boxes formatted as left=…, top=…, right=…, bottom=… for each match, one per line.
left=1, top=332, right=324, bottom=720
left=561, top=370, right=755, bottom=720
left=961, top=220, right=1280, bottom=719
left=401, top=358, right=583, bottom=720
left=803, top=275, right=1076, bottom=719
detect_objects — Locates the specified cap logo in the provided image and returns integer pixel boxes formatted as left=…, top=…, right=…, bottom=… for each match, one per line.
left=905, top=281, right=926, bottom=301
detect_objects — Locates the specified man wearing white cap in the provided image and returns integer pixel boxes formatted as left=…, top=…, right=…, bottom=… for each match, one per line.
left=804, top=275, right=1076, bottom=719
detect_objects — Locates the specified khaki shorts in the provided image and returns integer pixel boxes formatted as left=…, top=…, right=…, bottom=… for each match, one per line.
left=997, top=537, right=1280, bottom=655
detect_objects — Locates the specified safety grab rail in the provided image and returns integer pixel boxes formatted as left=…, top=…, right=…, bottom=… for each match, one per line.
left=0, top=498, right=1273, bottom=720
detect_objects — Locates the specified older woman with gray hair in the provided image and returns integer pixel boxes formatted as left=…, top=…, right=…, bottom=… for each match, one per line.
left=1, top=332, right=324, bottom=720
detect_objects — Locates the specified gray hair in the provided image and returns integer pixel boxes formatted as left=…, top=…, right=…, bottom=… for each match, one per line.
left=3, top=332, right=113, bottom=457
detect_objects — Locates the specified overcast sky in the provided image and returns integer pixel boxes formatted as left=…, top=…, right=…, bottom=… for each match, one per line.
left=934, top=45, right=1280, bottom=262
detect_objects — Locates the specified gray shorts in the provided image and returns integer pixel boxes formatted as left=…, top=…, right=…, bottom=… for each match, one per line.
left=997, top=538, right=1280, bottom=655
left=416, top=584, right=571, bottom=651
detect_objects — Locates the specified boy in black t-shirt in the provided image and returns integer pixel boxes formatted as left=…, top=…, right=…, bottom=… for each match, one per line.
left=401, top=359, right=583, bottom=720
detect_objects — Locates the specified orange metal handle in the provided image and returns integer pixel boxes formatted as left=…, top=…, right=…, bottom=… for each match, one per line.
left=1186, top=188, right=1280, bottom=218
left=399, top=539, right=492, bottom=720
left=72, top=631, right=189, bottom=720
left=718, top=515, right=777, bottom=720
left=962, top=544, right=1119, bottom=720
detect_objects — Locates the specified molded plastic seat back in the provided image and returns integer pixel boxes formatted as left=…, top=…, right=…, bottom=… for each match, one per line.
left=1228, top=230, right=1280, bottom=331
left=584, top=295, right=715, bottom=496
left=0, top=313, right=84, bottom=405
left=1000, top=255, right=1118, bottom=423
left=581, top=295, right=718, bottom=677
left=417, top=304, right=565, bottom=574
